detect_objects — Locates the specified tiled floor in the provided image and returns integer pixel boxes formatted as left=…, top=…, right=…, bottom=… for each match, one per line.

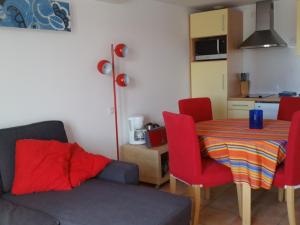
left=159, top=181, right=300, bottom=225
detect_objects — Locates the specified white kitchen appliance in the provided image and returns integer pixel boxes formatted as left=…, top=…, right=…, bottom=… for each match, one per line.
left=128, top=116, right=146, bottom=144
left=255, top=102, right=279, bottom=119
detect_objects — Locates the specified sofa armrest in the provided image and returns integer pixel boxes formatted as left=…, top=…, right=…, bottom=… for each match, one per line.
left=97, top=160, right=139, bottom=185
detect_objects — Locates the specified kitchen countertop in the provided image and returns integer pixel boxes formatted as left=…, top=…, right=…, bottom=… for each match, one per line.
left=228, top=95, right=281, bottom=103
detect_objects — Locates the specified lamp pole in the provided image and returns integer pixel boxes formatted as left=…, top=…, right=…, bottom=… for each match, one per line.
left=111, top=44, right=120, bottom=160
left=97, top=43, right=129, bottom=160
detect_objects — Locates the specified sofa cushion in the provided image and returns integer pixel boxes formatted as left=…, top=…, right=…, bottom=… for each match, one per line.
left=70, top=143, right=112, bottom=187
left=3, top=179, right=191, bottom=225
left=12, top=140, right=73, bottom=195
left=0, top=199, right=59, bottom=225
left=0, top=121, right=68, bottom=193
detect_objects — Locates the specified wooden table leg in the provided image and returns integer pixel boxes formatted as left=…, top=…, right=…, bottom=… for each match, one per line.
left=242, top=183, right=251, bottom=225
left=278, top=188, right=284, bottom=202
left=236, top=183, right=243, bottom=218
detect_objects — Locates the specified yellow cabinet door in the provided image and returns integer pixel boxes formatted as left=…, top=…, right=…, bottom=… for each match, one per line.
left=191, top=61, right=227, bottom=119
left=190, top=9, right=228, bottom=38
left=297, top=0, right=300, bottom=54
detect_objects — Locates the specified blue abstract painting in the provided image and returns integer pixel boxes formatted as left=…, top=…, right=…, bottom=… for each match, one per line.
left=0, top=0, right=71, bottom=31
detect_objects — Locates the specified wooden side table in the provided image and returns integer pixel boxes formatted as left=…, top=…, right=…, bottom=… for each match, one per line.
left=120, top=144, right=169, bottom=188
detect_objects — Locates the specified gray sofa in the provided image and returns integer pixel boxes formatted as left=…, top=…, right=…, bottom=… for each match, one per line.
left=0, top=121, right=191, bottom=225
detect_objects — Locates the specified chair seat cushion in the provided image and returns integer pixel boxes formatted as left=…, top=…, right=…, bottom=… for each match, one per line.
left=3, top=179, right=191, bottom=225
left=200, top=158, right=233, bottom=187
left=273, top=164, right=285, bottom=188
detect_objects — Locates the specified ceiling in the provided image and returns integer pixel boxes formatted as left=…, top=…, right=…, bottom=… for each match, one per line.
left=154, top=0, right=263, bottom=9
left=96, top=0, right=267, bottom=9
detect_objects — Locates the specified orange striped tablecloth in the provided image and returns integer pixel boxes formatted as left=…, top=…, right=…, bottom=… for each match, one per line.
left=196, top=119, right=290, bottom=189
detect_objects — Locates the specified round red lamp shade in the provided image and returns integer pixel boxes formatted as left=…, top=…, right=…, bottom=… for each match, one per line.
left=116, top=74, right=129, bottom=87
left=97, top=60, right=112, bottom=75
left=114, top=43, right=128, bottom=58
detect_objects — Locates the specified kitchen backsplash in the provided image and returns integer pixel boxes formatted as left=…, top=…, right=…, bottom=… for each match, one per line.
left=238, top=0, right=300, bottom=95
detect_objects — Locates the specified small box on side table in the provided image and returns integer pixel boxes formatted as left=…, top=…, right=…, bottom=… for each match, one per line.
left=120, top=144, right=169, bottom=188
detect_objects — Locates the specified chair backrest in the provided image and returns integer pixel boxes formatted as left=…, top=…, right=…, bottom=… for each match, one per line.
left=178, top=98, right=213, bottom=122
left=277, top=97, right=300, bottom=121
left=284, top=111, right=300, bottom=186
left=163, top=111, right=202, bottom=185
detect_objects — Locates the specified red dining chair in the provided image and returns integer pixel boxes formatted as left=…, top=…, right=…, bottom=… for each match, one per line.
left=163, top=111, right=237, bottom=225
left=277, top=97, right=300, bottom=121
left=272, top=111, right=300, bottom=225
left=178, top=97, right=213, bottom=200
left=178, top=98, right=213, bottom=122
left=277, top=97, right=300, bottom=202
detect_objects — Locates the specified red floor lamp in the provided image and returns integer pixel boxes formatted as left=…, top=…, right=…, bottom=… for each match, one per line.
left=97, top=43, right=130, bottom=160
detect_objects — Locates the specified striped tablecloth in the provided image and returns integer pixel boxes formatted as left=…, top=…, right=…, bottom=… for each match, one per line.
left=196, top=119, right=290, bottom=189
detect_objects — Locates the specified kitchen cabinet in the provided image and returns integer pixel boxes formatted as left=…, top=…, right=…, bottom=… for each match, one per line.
left=255, top=102, right=279, bottom=119
left=190, top=9, right=228, bottom=38
left=297, top=0, right=300, bottom=54
left=228, top=99, right=280, bottom=119
left=228, top=100, right=255, bottom=119
left=190, top=8, right=243, bottom=119
left=191, top=61, right=228, bottom=119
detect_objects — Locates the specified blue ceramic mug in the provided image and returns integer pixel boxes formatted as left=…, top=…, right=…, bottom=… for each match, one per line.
left=249, top=109, right=263, bottom=129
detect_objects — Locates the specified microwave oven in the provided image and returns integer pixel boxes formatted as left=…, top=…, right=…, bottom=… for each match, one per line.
left=194, top=36, right=227, bottom=61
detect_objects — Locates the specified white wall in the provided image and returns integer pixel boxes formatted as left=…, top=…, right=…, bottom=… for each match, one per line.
left=239, top=0, right=300, bottom=94
left=0, top=0, right=190, bottom=158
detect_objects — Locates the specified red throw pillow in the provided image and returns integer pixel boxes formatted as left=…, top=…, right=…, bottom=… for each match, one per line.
left=12, top=140, right=72, bottom=195
left=70, top=143, right=112, bottom=187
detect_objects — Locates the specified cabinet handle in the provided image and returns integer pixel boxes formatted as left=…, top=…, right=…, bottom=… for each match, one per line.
left=232, top=104, right=249, bottom=107
left=222, top=74, right=225, bottom=90
left=222, top=14, right=225, bottom=32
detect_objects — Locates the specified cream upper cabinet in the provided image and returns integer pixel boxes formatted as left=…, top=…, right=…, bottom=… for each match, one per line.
left=190, top=9, right=228, bottom=38
left=297, top=0, right=300, bottom=54
left=191, top=61, right=227, bottom=119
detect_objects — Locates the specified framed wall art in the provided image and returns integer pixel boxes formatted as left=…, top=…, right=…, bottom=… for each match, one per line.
left=0, top=0, right=71, bottom=32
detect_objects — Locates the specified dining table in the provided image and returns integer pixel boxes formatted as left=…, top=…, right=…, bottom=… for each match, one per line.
left=196, top=119, right=290, bottom=225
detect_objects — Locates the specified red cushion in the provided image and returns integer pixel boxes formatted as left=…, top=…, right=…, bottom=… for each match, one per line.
left=69, top=143, right=112, bottom=187
left=200, top=158, right=233, bottom=187
left=12, top=140, right=72, bottom=195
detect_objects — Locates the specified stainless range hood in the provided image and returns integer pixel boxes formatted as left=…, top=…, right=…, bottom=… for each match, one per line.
left=240, top=0, right=287, bottom=49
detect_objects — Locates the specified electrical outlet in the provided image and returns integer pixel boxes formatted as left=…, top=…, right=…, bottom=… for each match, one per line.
left=107, top=107, right=115, bottom=115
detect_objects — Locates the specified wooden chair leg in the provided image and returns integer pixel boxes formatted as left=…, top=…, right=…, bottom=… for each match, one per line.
left=286, top=187, right=296, bottom=225
left=191, top=186, right=195, bottom=225
left=205, top=188, right=210, bottom=200
left=192, top=185, right=201, bottom=225
left=170, top=175, right=177, bottom=194
left=278, top=188, right=284, bottom=202
left=242, top=183, right=251, bottom=225
left=236, top=183, right=243, bottom=218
